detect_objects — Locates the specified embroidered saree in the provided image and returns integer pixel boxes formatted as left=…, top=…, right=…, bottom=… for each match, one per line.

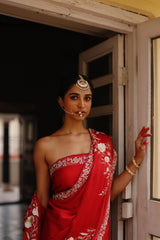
left=23, top=129, right=117, bottom=240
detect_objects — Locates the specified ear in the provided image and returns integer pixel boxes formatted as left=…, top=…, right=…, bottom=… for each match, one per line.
left=58, top=96, right=64, bottom=107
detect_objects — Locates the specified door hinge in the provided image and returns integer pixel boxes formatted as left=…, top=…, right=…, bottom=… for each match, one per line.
left=122, top=202, right=133, bottom=219
left=120, top=67, right=128, bottom=86
left=121, top=182, right=133, bottom=219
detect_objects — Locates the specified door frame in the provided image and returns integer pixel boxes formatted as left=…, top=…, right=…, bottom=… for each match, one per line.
left=0, top=0, right=148, bottom=36
left=0, top=1, right=152, bottom=240
left=136, top=17, right=160, bottom=239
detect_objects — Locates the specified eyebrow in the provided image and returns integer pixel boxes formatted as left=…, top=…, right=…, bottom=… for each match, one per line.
left=69, top=93, right=92, bottom=96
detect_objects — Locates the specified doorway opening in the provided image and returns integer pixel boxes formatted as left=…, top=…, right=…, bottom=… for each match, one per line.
left=0, top=11, right=123, bottom=239
left=0, top=114, right=21, bottom=203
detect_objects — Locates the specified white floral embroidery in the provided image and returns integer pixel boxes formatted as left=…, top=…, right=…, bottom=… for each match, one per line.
left=25, top=216, right=34, bottom=228
left=80, top=233, right=88, bottom=236
left=97, top=143, right=106, bottom=153
left=77, top=229, right=95, bottom=239
left=97, top=150, right=118, bottom=239
left=99, top=186, right=108, bottom=196
left=96, top=201, right=110, bottom=240
left=32, top=207, right=39, bottom=217
left=50, top=155, right=87, bottom=177
left=67, top=237, right=74, bottom=240
left=99, top=164, right=111, bottom=196
left=106, top=167, right=109, bottom=173
left=104, top=156, right=110, bottom=163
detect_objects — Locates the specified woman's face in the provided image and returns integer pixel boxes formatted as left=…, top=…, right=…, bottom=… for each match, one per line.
left=59, top=84, right=92, bottom=120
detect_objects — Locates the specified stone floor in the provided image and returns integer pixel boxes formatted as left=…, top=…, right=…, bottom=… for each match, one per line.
left=0, top=185, right=27, bottom=240
left=0, top=203, right=27, bottom=240
left=0, top=184, right=28, bottom=239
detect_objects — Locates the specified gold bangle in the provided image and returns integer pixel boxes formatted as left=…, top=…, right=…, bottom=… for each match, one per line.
left=126, top=165, right=136, bottom=176
left=132, top=157, right=141, bottom=168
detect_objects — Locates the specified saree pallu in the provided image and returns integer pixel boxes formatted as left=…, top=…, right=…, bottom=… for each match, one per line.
left=23, top=129, right=117, bottom=240
left=23, top=192, right=45, bottom=240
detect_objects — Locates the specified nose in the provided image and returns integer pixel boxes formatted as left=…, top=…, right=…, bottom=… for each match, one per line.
left=78, top=98, right=85, bottom=108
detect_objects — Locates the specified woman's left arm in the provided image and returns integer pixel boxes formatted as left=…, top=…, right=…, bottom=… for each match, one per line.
left=110, top=126, right=152, bottom=201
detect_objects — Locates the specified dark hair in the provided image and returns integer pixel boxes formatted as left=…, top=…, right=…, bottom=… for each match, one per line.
left=58, top=74, right=94, bottom=99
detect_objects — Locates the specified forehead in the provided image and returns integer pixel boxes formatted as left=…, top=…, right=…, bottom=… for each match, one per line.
left=66, top=84, right=92, bottom=95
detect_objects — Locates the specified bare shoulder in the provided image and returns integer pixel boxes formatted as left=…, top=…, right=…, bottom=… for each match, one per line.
left=35, top=135, right=52, bottom=147
left=34, top=134, right=59, bottom=154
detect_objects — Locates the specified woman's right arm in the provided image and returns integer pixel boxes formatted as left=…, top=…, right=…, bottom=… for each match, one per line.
left=33, top=138, right=51, bottom=208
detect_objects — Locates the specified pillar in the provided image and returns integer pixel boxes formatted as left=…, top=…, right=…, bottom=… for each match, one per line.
left=2, top=121, right=10, bottom=190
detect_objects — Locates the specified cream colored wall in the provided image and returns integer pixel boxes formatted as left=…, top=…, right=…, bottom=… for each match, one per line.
left=94, top=0, right=160, bottom=18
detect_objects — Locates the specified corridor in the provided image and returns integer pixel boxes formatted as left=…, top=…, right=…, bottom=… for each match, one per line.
left=0, top=203, right=27, bottom=240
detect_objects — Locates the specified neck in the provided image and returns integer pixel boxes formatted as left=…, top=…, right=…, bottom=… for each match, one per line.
left=61, top=118, right=87, bottom=135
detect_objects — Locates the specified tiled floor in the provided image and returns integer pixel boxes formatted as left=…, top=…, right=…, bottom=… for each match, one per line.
left=0, top=203, right=27, bottom=240
left=0, top=184, right=28, bottom=239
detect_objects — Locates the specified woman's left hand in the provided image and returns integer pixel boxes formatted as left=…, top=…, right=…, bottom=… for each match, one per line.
left=135, top=126, right=152, bottom=163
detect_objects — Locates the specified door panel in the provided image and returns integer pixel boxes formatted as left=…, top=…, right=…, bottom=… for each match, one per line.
left=137, top=17, right=160, bottom=239
left=79, top=34, right=125, bottom=240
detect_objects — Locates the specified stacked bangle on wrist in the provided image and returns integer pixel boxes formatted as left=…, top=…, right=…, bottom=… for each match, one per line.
left=125, top=156, right=142, bottom=177
left=132, top=157, right=141, bottom=168
left=126, top=165, right=136, bottom=176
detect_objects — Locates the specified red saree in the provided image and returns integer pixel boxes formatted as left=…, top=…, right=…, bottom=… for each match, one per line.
left=23, top=129, right=117, bottom=240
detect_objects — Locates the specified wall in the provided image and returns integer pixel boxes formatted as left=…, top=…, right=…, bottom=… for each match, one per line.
left=94, top=0, right=160, bottom=18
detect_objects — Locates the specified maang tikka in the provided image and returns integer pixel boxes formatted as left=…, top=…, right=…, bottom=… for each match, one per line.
left=75, top=75, right=90, bottom=91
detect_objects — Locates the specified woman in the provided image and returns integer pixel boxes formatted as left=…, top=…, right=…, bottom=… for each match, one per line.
left=23, top=75, right=152, bottom=240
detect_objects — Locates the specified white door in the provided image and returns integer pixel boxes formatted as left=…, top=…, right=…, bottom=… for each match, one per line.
left=137, top=17, right=160, bottom=239
left=79, top=34, right=125, bottom=240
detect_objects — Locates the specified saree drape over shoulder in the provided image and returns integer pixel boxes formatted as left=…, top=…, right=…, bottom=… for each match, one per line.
left=23, top=129, right=117, bottom=240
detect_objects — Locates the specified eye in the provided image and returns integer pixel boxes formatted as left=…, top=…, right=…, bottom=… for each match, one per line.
left=70, top=95, right=78, bottom=100
left=85, top=96, right=92, bottom=101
